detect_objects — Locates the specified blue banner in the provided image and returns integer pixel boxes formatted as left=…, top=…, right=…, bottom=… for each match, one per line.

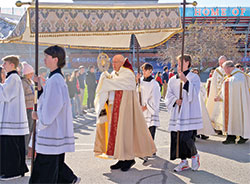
left=180, top=7, right=250, bottom=17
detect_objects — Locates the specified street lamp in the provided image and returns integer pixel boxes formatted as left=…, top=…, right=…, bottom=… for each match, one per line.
left=16, top=0, right=38, bottom=174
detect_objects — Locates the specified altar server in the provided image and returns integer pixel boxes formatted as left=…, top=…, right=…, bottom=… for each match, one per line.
left=29, top=46, right=80, bottom=184
left=0, top=55, right=29, bottom=180
left=165, top=54, right=202, bottom=172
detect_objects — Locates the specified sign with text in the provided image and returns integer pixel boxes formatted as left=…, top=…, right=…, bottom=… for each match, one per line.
left=180, top=7, right=250, bottom=17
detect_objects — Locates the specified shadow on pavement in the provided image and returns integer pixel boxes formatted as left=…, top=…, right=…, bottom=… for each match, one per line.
left=103, top=157, right=184, bottom=184
left=73, top=113, right=96, bottom=137
left=175, top=170, right=235, bottom=184
left=196, top=137, right=250, bottom=163
left=103, top=156, right=237, bottom=184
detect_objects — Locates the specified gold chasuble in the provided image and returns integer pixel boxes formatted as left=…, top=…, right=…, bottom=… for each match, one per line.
left=221, top=69, right=250, bottom=138
left=206, top=66, right=226, bottom=130
left=94, top=60, right=156, bottom=160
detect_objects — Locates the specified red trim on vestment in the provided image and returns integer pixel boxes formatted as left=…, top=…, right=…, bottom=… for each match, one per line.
left=224, top=80, right=229, bottom=132
left=107, top=90, right=123, bottom=156
left=207, top=80, right=211, bottom=98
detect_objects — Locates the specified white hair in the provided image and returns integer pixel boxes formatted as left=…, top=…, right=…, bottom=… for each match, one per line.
left=218, top=56, right=227, bottom=62
left=222, top=60, right=234, bottom=68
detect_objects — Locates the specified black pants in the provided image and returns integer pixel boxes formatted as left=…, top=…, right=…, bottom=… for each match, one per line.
left=29, top=153, right=76, bottom=184
left=149, top=126, right=156, bottom=140
left=87, top=88, right=95, bottom=109
left=170, top=130, right=197, bottom=160
left=0, top=135, right=29, bottom=177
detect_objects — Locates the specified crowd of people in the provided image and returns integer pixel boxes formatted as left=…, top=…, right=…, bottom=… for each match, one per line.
left=0, top=46, right=249, bottom=182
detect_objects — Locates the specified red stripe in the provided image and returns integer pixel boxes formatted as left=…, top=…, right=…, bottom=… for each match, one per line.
left=106, top=90, right=123, bottom=156
left=207, top=80, right=211, bottom=98
left=224, top=80, right=229, bottom=132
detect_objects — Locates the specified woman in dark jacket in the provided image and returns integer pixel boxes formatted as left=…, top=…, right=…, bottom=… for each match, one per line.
left=86, top=65, right=97, bottom=109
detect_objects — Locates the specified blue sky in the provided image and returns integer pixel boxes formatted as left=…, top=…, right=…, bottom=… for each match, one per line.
left=0, top=0, right=249, bottom=8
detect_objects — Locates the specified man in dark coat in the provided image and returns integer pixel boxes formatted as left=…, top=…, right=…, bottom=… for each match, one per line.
left=86, top=65, right=97, bottom=109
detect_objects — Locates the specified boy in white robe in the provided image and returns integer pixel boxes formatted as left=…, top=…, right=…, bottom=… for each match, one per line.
left=139, top=63, right=161, bottom=142
left=165, top=55, right=203, bottom=172
left=0, top=55, right=29, bottom=180
left=29, top=46, right=80, bottom=184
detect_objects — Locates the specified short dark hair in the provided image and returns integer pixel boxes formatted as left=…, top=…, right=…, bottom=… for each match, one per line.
left=2, top=55, right=19, bottom=68
left=235, top=63, right=243, bottom=68
left=177, top=54, right=192, bottom=68
left=191, top=68, right=200, bottom=75
left=163, top=66, right=168, bottom=71
left=44, top=45, right=66, bottom=68
left=141, top=63, right=153, bottom=71
left=89, top=65, right=95, bottom=70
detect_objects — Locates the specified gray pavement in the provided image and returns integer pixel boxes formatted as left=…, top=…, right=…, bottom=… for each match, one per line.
left=2, top=102, right=250, bottom=184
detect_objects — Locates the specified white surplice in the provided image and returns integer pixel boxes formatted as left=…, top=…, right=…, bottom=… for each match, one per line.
left=206, top=66, right=225, bottom=130
left=0, top=73, right=29, bottom=135
left=165, top=72, right=203, bottom=131
left=140, top=78, right=161, bottom=127
left=35, top=73, right=75, bottom=154
left=198, top=84, right=216, bottom=135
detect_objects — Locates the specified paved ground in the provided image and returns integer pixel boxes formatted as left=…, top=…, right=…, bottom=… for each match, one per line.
left=3, top=102, right=250, bottom=184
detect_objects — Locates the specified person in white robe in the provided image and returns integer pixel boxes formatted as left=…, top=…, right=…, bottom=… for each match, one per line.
left=191, top=68, right=215, bottom=139
left=139, top=63, right=161, bottom=141
left=0, top=55, right=29, bottom=180
left=165, top=54, right=202, bottom=172
left=94, top=55, right=156, bottom=172
left=215, top=60, right=250, bottom=144
left=206, top=56, right=227, bottom=132
left=137, top=63, right=161, bottom=160
left=29, top=46, right=80, bottom=184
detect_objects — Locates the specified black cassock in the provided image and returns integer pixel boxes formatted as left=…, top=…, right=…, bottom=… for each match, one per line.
left=0, top=135, right=29, bottom=177
left=170, top=130, right=197, bottom=160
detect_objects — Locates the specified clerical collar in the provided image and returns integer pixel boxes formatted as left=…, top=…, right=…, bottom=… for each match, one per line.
left=176, top=69, right=190, bottom=79
left=49, top=68, right=63, bottom=78
left=6, top=70, right=18, bottom=79
left=143, top=75, right=154, bottom=82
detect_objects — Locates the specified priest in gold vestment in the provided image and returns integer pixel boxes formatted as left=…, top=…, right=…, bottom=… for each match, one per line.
left=215, top=61, right=250, bottom=144
left=206, top=56, right=227, bottom=132
left=94, top=55, right=156, bottom=172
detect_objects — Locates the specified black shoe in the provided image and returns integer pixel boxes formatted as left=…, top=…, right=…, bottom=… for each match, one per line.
left=110, top=160, right=124, bottom=170
left=222, top=139, right=235, bottom=144
left=201, top=135, right=209, bottom=140
left=196, top=135, right=201, bottom=138
left=121, top=160, right=135, bottom=172
left=238, top=137, right=248, bottom=144
left=0, top=175, right=23, bottom=181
